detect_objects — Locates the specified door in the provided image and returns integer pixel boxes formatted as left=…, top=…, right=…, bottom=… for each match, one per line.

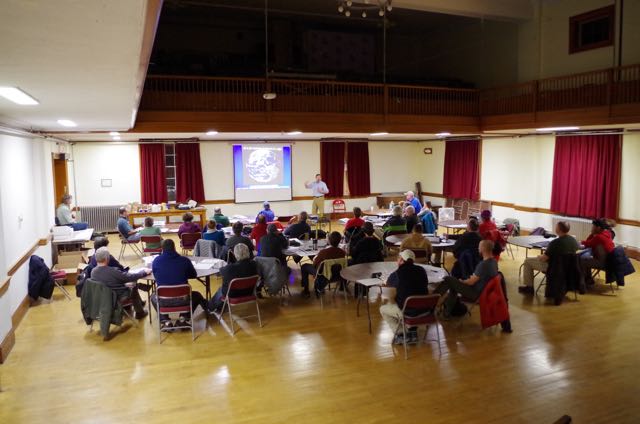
left=52, top=156, right=68, bottom=210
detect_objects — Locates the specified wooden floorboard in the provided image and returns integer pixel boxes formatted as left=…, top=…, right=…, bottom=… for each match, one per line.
left=1, top=226, right=639, bottom=423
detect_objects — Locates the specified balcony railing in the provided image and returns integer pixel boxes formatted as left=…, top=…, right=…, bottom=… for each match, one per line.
left=140, top=63, right=640, bottom=117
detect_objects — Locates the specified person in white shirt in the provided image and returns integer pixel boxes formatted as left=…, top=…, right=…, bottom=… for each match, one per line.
left=56, top=194, right=88, bottom=231
left=305, top=174, right=329, bottom=217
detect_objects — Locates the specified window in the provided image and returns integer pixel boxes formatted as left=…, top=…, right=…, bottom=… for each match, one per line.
left=569, top=5, right=615, bottom=54
left=164, top=143, right=176, bottom=201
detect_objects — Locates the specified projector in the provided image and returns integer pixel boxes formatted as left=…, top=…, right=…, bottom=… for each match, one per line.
left=262, top=92, right=277, bottom=100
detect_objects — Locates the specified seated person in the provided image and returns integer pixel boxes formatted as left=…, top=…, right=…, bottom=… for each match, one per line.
left=452, top=219, right=482, bottom=258
left=400, top=223, right=432, bottom=259
left=519, top=221, right=579, bottom=294
left=580, top=218, right=615, bottom=285
left=250, top=214, right=269, bottom=251
left=90, top=247, right=149, bottom=319
left=208, top=244, right=258, bottom=312
left=404, top=205, right=419, bottom=233
left=351, top=222, right=384, bottom=264
left=284, top=211, right=312, bottom=239
left=404, top=191, right=422, bottom=211
left=226, top=222, right=255, bottom=259
left=299, top=231, right=347, bottom=297
left=56, top=194, right=88, bottom=230
left=479, top=209, right=498, bottom=238
left=417, top=201, right=437, bottom=222
left=86, top=236, right=126, bottom=273
left=259, top=224, right=289, bottom=265
left=117, top=207, right=141, bottom=242
left=256, top=201, right=275, bottom=223
left=151, top=239, right=208, bottom=328
left=139, top=217, right=162, bottom=249
left=344, top=207, right=365, bottom=231
left=435, top=240, right=498, bottom=318
left=202, top=219, right=225, bottom=246
left=178, top=212, right=201, bottom=237
left=383, top=205, right=407, bottom=233
left=379, top=249, right=429, bottom=345
left=211, top=207, right=230, bottom=228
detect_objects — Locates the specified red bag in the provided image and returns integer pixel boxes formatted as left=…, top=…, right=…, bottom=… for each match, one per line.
left=479, top=275, right=510, bottom=329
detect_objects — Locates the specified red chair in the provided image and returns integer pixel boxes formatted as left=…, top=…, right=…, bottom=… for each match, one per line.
left=180, top=232, right=201, bottom=254
left=50, top=270, right=71, bottom=300
left=500, top=224, right=515, bottom=259
left=217, top=275, right=262, bottom=335
left=332, top=199, right=346, bottom=213
left=141, top=235, right=163, bottom=255
left=395, top=294, right=441, bottom=359
left=156, top=284, right=194, bottom=343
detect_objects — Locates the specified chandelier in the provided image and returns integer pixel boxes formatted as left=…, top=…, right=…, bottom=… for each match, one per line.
left=337, top=0, right=393, bottom=18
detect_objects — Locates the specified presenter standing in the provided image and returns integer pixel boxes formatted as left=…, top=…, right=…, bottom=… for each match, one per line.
left=305, top=174, right=329, bottom=217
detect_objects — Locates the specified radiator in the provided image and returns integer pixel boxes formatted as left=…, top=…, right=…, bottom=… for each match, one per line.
left=78, top=205, right=121, bottom=232
left=552, top=216, right=592, bottom=241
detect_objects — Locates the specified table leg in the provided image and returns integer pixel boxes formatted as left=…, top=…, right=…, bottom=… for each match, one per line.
left=205, top=275, right=211, bottom=301
left=356, top=283, right=361, bottom=317
left=365, top=286, right=372, bottom=334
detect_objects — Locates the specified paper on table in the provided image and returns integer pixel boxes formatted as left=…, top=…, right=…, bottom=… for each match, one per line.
left=356, top=278, right=385, bottom=287
left=193, top=263, right=213, bottom=270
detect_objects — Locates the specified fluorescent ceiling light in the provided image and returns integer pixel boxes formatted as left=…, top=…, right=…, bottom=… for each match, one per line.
left=435, top=132, right=451, bottom=137
left=112, top=135, right=121, bottom=141
left=206, top=130, right=218, bottom=136
left=536, top=126, right=579, bottom=132
left=0, top=87, right=39, bottom=105
left=57, top=119, right=77, bottom=127
left=370, top=132, right=389, bottom=136
left=286, top=131, right=302, bottom=135
left=109, top=131, right=120, bottom=136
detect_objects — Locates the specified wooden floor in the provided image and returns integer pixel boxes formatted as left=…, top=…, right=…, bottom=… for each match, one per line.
left=1, top=226, right=640, bottom=423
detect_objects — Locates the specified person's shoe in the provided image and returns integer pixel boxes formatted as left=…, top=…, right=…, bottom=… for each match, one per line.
left=161, top=320, right=174, bottom=331
left=135, top=310, right=148, bottom=320
left=176, top=316, right=191, bottom=329
left=256, top=289, right=264, bottom=299
left=301, top=289, right=311, bottom=298
left=392, top=333, right=405, bottom=345
left=407, top=330, right=419, bottom=345
left=518, top=285, right=534, bottom=294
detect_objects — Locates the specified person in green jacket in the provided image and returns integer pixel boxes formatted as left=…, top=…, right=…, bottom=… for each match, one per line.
left=139, top=217, right=162, bottom=249
left=211, top=207, right=230, bottom=227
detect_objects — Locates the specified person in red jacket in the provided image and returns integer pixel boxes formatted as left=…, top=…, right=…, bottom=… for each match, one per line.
left=580, top=218, right=615, bottom=285
left=479, top=209, right=498, bottom=237
left=344, top=207, right=365, bottom=231
left=250, top=214, right=268, bottom=252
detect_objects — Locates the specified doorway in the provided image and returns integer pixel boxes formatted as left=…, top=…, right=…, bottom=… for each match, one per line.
left=52, top=154, right=69, bottom=210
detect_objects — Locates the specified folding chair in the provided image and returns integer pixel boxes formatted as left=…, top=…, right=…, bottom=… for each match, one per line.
left=384, top=229, right=407, bottom=255
left=141, top=235, right=163, bottom=255
left=50, top=270, right=72, bottom=300
left=217, top=275, right=262, bottom=335
left=315, top=257, right=348, bottom=308
left=156, top=284, right=194, bottom=343
left=180, top=232, right=201, bottom=255
left=395, top=294, right=441, bottom=359
left=500, top=224, right=516, bottom=259
left=332, top=199, right=346, bottom=213
left=404, top=247, right=430, bottom=264
left=118, top=233, right=142, bottom=260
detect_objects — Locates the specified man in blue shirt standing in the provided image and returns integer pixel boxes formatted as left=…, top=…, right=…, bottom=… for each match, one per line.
left=305, top=173, right=329, bottom=217
left=117, top=207, right=141, bottom=242
left=404, top=191, right=422, bottom=212
left=256, top=201, right=275, bottom=223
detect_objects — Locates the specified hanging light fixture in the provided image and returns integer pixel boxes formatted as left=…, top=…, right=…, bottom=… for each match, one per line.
left=337, top=0, right=392, bottom=18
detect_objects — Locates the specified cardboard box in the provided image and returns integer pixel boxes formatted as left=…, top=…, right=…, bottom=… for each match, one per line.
left=54, top=251, right=88, bottom=286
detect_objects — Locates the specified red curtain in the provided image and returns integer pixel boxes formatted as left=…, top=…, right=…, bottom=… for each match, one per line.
left=347, top=142, right=371, bottom=196
left=550, top=134, right=621, bottom=219
left=139, top=143, right=167, bottom=204
left=175, top=143, right=205, bottom=203
left=320, top=142, right=345, bottom=197
left=443, top=139, right=480, bottom=200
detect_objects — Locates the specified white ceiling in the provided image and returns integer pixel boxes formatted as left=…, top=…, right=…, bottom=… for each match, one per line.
left=0, top=0, right=160, bottom=132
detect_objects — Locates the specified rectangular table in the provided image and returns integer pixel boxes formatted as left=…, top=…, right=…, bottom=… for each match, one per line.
left=129, top=208, right=208, bottom=227
left=52, top=228, right=94, bottom=264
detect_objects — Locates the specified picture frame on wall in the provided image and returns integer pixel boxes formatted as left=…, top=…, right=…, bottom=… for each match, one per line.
left=101, top=179, right=112, bottom=188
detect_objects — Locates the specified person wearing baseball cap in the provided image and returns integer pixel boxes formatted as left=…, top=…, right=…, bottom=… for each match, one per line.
left=580, top=218, right=615, bottom=286
left=404, top=190, right=422, bottom=212
left=380, top=248, right=429, bottom=345
left=255, top=200, right=275, bottom=223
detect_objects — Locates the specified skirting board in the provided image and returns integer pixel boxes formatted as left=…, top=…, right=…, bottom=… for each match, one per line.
left=0, top=328, right=16, bottom=364
left=0, top=294, right=30, bottom=363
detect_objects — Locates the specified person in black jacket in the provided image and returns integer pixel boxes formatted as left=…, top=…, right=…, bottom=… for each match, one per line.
left=452, top=219, right=482, bottom=258
left=284, top=211, right=312, bottom=239
left=259, top=224, right=289, bottom=265
left=351, top=222, right=383, bottom=264
left=404, top=205, right=419, bottom=233
left=209, top=244, right=258, bottom=312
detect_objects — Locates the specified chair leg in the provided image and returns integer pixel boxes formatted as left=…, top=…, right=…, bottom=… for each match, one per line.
left=122, top=307, right=138, bottom=328
left=435, top=323, right=442, bottom=355
left=402, top=322, right=408, bottom=360
left=228, top=305, right=235, bottom=335
left=191, top=306, right=195, bottom=341
left=54, top=280, right=72, bottom=300
left=256, top=301, right=262, bottom=327
left=158, top=308, right=163, bottom=344
left=119, top=244, right=125, bottom=261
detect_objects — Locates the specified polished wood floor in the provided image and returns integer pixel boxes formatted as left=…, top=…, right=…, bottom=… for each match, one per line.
left=1, top=225, right=639, bottom=423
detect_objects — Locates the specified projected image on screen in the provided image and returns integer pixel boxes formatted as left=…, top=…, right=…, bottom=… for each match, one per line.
left=233, top=144, right=292, bottom=203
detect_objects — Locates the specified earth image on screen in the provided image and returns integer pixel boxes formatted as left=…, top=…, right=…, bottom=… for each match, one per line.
left=246, top=148, right=280, bottom=183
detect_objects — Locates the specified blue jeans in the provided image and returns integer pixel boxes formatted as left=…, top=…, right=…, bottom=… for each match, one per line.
left=126, top=233, right=141, bottom=242
left=67, top=222, right=89, bottom=231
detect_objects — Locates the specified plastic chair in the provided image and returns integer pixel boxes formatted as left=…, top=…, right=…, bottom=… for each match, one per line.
left=156, top=284, right=194, bottom=343
left=217, top=275, right=261, bottom=335
left=395, top=294, right=441, bottom=359
left=180, top=232, right=201, bottom=254
left=141, top=235, right=163, bottom=255
left=332, top=199, right=346, bottom=213
left=118, top=233, right=142, bottom=260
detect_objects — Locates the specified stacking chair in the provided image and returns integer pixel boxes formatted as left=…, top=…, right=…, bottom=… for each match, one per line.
left=156, top=284, right=194, bottom=343
left=332, top=199, right=346, bottom=213
left=404, top=247, right=431, bottom=264
left=50, top=269, right=72, bottom=300
left=180, top=232, right=201, bottom=255
left=394, top=294, right=441, bottom=359
left=500, top=224, right=516, bottom=259
left=141, top=235, right=163, bottom=255
left=118, top=233, right=142, bottom=260
left=216, top=275, right=261, bottom=335
left=315, top=257, right=348, bottom=308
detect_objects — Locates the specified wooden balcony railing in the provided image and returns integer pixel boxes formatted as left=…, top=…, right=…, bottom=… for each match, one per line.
left=140, top=63, right=640, bottom=118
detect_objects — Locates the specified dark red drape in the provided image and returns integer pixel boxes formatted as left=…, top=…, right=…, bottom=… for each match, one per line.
left=139, top=143, right=167, bottom=204
left=443, top=139, right=480, bottom=200
left=347, top=142, right=371, bottom=196
left=320, top=142, right=345, bottom=197
left=175, top=143, right=205, bottom=203
left=550, top=134, right=621, bottom=219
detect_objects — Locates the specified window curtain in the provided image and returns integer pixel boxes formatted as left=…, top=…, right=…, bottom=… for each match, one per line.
left=550, top=134, right=621, bottom=218
left=139, top=143, right=167, bottom=204
left=175, top=143, right=205, bottom=203
left=320, top=142, right=345, bottom=198
left=443, top=139, right=480, bottom=200
left=346, top=142, right=371, bottom=196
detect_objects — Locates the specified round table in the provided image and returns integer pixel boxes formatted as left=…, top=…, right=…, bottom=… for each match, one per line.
left=384, top=233, right=440, bottom=245
left=340, top=262, right=448, bottom=333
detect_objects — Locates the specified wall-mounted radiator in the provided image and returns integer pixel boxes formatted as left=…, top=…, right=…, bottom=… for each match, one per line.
left=78, top=205, right=120, bottom=233
left=551, top=216, right=592, bottom=241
